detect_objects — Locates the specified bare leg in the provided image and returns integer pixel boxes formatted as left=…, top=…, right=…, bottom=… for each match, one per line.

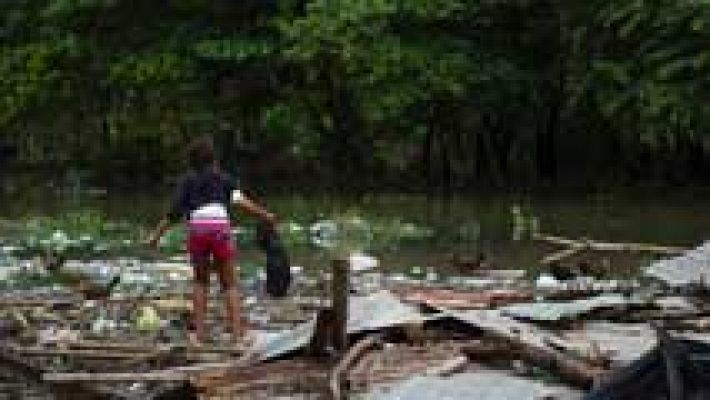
left=191, top=265, right=209, bottom=343
left=216, top=261, right=244, bottom=340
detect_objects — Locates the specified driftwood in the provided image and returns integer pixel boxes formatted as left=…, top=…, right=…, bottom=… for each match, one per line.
left=536, top=233, right=686, bottom=266
left=450, top=310, right=604, bottom=388
left=507, top=339, right=600, bottom=387
left=330, top=334, right=381, bottom=400
left=461, top=339, right=603, bottom=388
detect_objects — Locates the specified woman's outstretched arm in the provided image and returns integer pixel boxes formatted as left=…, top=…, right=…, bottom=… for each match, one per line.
left=232, top=190, right=277, bottom=227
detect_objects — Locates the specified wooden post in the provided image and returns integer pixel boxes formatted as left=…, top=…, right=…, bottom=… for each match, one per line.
left=331, top=258, right=349, bottom=355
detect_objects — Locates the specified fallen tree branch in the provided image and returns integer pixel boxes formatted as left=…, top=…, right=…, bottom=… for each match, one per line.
left=536, top=234, right=686, bottom=255
left=536, top=233, right=686, bottom=266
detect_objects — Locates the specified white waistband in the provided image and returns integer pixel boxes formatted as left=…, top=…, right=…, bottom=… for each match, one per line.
left=190, top=203, right=228, bottom=221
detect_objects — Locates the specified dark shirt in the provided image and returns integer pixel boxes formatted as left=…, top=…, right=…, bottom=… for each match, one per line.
left=166, top=168, right=239, bottom=223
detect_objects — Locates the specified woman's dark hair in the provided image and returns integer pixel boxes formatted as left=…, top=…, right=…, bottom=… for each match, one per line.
left=187, top=135, right=217, bottom=170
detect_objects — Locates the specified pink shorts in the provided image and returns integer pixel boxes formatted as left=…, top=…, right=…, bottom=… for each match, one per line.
left=187, top=220, right=235, bottom=265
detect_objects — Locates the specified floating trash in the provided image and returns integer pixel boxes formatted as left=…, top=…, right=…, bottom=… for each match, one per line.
left=310, top=219, right=339, bottom=248
left=535, top=273, right=562, bottom=290
left=134, top=305, right=161, bottom=333
left=349, top=251, right=379, bottom=272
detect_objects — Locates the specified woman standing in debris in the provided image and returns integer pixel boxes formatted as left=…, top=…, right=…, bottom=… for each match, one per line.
left=147, top=135, right=276, bottom=345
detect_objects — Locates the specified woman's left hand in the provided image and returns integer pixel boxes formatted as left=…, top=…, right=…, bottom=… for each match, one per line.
left=264, top=212, right=278, bottom=229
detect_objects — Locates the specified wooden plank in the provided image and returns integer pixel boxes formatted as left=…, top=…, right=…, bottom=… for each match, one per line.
left=43, top=371, right=190, bottom=382
left=1, top=345, right=114, bottom=399
left=10, top=348, right=153, bottom=360
left=0, top=299, right=78, bottom=308
left=66, top=340, right=244, bottom=354
left=448, top=309, right=604, bottom=388
left=191, top=359, right=328, bottom=396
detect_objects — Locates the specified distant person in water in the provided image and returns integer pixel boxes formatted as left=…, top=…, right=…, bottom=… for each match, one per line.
left=147, top=135, right=276, bottom=345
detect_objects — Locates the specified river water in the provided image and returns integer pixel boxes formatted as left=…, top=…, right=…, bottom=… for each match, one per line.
left=1, top=186, right=707, bottom=277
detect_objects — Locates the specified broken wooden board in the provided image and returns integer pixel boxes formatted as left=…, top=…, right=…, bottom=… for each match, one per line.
left=396, top=287, right=532, bottom=310
left=443, top=308, right=605, bottom=388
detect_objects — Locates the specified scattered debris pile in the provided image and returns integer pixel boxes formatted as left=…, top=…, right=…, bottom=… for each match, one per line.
left=2, top=235, right=710, bottom=399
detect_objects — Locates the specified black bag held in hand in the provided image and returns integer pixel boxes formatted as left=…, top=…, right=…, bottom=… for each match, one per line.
left=256, top=223, right=291, bottom=298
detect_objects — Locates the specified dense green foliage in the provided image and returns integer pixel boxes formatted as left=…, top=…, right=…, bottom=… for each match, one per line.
left=1, top=0, right=709, bottom=189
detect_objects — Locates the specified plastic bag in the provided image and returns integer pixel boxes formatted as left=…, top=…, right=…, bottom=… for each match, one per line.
left=256, top=223, right=291, bottom=298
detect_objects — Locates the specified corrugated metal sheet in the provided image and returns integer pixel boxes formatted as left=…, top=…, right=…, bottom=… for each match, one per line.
left=367, top=370, right=583, bottom=400
left=348, top=290, right=431, bottom=333
left=645, top=241, right=710, bottom=287
left=255, top=291, right=432, bottom=360
left=253, top=317, right=318, bottom=361
left=500, top=294, right=641, bottom=322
